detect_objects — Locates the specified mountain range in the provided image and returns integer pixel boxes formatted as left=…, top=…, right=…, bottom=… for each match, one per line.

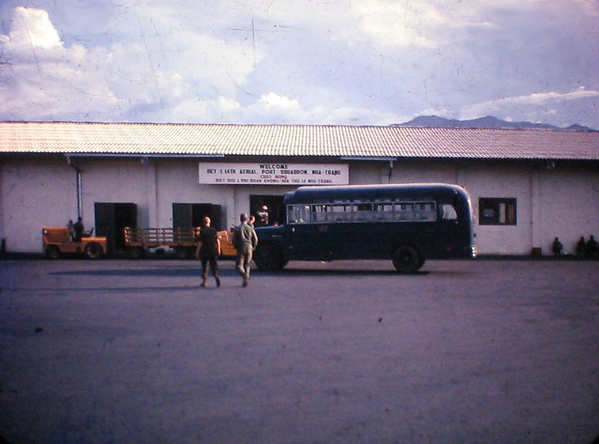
left=394, top=115, right=596, bottom=131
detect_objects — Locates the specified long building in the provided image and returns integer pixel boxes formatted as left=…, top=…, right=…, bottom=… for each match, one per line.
left=1, top=121, right=598, bottom=256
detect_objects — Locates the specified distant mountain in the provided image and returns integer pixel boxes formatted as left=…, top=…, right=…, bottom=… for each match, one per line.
left=393, top=115, right=596, bottom=131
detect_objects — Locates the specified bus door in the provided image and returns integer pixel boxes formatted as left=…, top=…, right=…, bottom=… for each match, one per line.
left=285, top=204, right=340, bottom=260
left=286, top=223, right=337, bottom=260
left=331, top=203, right=382, bottom=259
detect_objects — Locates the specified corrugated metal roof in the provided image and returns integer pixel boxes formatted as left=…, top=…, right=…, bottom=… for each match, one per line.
left=1, top=121, right=598, bottom=160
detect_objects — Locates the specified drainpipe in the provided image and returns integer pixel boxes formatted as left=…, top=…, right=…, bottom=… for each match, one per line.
left=67, top=156, right=82, bottom=219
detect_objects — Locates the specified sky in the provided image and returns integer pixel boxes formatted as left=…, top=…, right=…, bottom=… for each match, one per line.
left=0, top=0, right=598, bottom=128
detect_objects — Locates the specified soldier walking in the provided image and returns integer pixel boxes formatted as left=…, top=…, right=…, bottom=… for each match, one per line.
left=195, top=216, right=221, bottom=288
left=233, top=213, right=258, bottom=287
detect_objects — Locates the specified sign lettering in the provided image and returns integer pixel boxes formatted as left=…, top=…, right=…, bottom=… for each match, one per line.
left=199, top=163, right=349, bottom=185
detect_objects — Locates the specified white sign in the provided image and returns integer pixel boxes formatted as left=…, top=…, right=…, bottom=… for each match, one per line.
left=199, top=163, right=349, bottom=185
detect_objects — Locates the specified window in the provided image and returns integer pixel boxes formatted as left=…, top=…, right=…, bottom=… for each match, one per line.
left=288, top=205, right=310, bottom=223
left=479, top=198, right=517, bottom=225
left=441, top=204, right=458, bottom=221
left=287, top=200, right=437, bottom=224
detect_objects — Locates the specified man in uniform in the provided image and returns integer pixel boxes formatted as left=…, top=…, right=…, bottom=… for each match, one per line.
left=233, top=213, right=258, bottom=287
left=73, top=217, right=84, bottom=242
left=195, top=216, right=221, bottom=287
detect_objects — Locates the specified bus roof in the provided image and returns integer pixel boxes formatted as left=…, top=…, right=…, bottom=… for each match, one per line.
left=284, top=183, right=468, bottom=204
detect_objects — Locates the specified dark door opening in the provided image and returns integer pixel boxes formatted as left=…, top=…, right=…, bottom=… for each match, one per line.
left=250, top=195, right=285, bottom=227
left=173, top=203, right=223, bottom=231
left=95, top=202, right=138, bottom=254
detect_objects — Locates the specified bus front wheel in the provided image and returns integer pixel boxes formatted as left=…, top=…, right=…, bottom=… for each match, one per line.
left=392, top=246, right=422, bottom=274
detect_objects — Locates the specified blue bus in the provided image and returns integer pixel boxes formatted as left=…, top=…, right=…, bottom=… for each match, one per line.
left=253, top=183, right=476, bottom=273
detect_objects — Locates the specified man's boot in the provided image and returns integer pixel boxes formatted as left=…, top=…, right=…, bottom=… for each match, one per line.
left=201, top=276, right=207, bottom=287
left=215, top=274, right=221, bottom=287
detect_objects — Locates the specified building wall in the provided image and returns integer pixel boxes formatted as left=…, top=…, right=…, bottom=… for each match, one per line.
left=79, top=158, right=150, bottom=225
left=1, top=159, right=77, bottom=253
left=466, top=164, right=534, bottom=255
left=1, top=157, right=597, bottom=255
left=536, top=165, right=599, bottom=255
left=384, top=159, right=599, bottom=255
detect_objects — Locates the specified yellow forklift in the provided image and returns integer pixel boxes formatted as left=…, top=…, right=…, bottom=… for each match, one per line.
left=42, top=227, right=107, bottom=259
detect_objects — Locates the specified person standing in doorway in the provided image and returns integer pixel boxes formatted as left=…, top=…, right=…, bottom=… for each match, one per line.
left=66, top=219, right=74, bottom=241
left=73, top=217, right=84, bottom=242
left=233, top=213, right=258, bottom=287
left=195, top=216, right=221, bottom=288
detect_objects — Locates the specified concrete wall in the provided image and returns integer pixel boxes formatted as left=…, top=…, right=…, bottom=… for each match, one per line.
left=1, top=159, right=77, bottom=253
left=1, top=157, right=597, bottom=255
left=467, top=164, right=533, bottom=255
left=383, top=159, right=599, bottom=255
left=535, top=166, right=599, bottom=255
left=80, top=158, right=149, bottom=226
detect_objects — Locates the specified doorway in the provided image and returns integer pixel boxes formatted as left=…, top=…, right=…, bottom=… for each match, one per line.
left=250, top=195, right=285, bottom=227
left=173, top=203, right=223, bottom=230
left=95, top=202, right=138, bottom=254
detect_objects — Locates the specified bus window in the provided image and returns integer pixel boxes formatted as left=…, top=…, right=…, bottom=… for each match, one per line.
left=354, top=202, right=373, bottom=221
left=396, top=203, right=413, bottom=221
left=374, top=203, right=394, bottom=221
left=414, top=202, right=437, bottom=221
left=331, top=204, right=350, bottom=222
left=311, top=205, right=328, bottom=223
left=288, top=204, right=310, bottom=223
left=441, top=204, right=458, bottom=221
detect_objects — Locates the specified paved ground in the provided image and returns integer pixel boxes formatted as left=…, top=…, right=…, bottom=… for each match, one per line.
left=0, top=258, right=598, bottom=444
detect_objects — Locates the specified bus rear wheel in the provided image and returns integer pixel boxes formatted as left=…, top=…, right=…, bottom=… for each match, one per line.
left=392, top=246, right=422, bottom=274
left=254, top=244, right=287, bottom=271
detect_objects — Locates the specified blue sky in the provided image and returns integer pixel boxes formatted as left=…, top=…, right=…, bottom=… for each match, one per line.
left=1, top=0, right=598, bottom=128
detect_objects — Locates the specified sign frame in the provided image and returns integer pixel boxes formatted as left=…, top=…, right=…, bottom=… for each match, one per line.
left=199, top=163, right=349, bottom=186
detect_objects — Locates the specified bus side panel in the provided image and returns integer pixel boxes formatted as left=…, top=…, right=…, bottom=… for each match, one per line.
left=281, top=184, right=476, bottom=263
left=333, top=222, right=408, bottom=259
left=288, top=221, right=440, bottom=261
left=285, top=224, right=337, bottom=260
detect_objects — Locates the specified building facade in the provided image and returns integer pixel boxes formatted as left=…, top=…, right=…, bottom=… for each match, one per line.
left=1, top=122, right=598, bottom=256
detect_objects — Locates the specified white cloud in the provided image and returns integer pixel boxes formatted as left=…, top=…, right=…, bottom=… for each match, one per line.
left=352, top=0, right=446, bottom=48
left=461, top=88, right=599, bottom=121
left=451, top=89, right=599, bottom=128
left=8, top=7, right=61, bottom=49
left=258, top=93, right=301, bottom=110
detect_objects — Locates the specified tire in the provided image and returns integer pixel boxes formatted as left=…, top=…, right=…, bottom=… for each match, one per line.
left=129, top=247, right=145, bottom=259
left=45, top=245, right=61, bottom=260
left=254, top=244, right=287, bottom=271
left=176, top=248, right=191, bottom=260
left=392, top=245, right=422, bottom=274
left=84, top=242, right=103, bottom=259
